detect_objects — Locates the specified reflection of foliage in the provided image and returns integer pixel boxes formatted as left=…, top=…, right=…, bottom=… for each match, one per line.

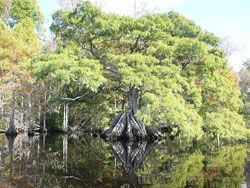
left=137, top=151, right=204, bottom=188
left=45, top=135, right=127, bottom=188
left=204, top=145, right=248, bottom=188
left=136, top=140, right=249, bottom=188
left=0, top=134, right=249, bottom=188
left=0, top=134, right=5, bottom=143
left=0, top=121, right=7, bottom=131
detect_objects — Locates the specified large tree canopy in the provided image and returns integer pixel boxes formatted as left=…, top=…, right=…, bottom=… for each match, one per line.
left=28, top=1, right=247, bottom=140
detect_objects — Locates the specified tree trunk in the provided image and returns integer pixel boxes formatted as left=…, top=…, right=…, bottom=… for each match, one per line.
left=114, top=95, right=117, bottom=115
left=20, top=95, right=24, bottom=128
left=1, top=107, right=3, bottom=120
left=217, top=134, right=220, bottom=148
left=28, top=97, right=32, bottom=131
left=6, top=89, right=17, bottom=136
left=102, top=89, right=164, bottom=140
left=63, top=103, right=69, bottom=132
left=128, top=90, right=138, bottom=115
left=43, top=113, right=46, bottom=132
left=38, top=102, right=41, bottom=125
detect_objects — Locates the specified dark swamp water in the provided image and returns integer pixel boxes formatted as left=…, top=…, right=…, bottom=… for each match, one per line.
left=0, top=133, right=250, bottom=188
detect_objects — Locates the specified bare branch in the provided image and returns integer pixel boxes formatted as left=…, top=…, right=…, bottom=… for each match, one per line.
left=220, top=37, right=240, bottom=60
left=103, top=66, right=119, bottom=74
left=57, top=0, right=80, bottom=10
left=61, top=91, right=92, bottom=101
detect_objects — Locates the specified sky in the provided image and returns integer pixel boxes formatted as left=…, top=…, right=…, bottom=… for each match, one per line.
left=37, top=0, right=250, bottom=72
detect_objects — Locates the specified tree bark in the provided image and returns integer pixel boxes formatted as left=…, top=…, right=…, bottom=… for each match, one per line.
left=1, top=107, right=3, bottom=121
left=102, top=89, right=164, bottom=140
left=43, top=113, right=46, bottom=132
left=20, top=95, right=24, bottom=128
left=38, top=102, right=41, bottom=125
left=128, top=90, right=138, bottom=115
left=63, top=103, right=69, bottom=132
left=6, top=89, right=17, bottom=136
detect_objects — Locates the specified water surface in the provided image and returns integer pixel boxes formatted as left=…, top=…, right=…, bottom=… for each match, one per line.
left=0, top=133, right=249, bottom=188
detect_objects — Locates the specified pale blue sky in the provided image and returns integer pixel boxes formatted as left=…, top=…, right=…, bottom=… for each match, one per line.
left=37, top=0, right=250, bottom=71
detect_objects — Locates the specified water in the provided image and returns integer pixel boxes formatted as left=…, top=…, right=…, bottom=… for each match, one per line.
left=0, top=133, right=249, bottom=188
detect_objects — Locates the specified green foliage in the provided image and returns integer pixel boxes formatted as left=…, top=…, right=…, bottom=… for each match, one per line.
left=30, top=49, right=106, bottom=92
left=43, top=1, right=249, bottom=139
left=9, top=0, right=44, bottom=30
left=0, top=1, right=244, bottom=139
left=239, top=59, right=250, bottom=128
left=204, top=108, right=249, bottom=139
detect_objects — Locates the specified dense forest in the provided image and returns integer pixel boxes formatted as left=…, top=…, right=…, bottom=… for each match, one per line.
left=0, top=0, right=249, bottom=140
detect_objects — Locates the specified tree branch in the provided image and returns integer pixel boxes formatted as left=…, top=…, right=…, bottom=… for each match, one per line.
left=103, top=66, right=119, bottom=74
left=131, top=35, right=140, bottom=53
left=61, top=91, right=92, bottom=101
left=89, top=38, right=101, bottom=59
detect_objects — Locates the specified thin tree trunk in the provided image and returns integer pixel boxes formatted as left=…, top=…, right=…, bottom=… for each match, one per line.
left=66, top=103, right=69, bottom=130
left=29, top=97, right=32, bottom=131
left=7, top=88, right=16, bottom=135
left=38, top=102, right=41, bottom=125
left=63, top=103, right=69, bottom=132
left=63, top=103, right=66, bottom=131
left=179, top=133, right=181, bottom=148
left=43, top=113, right=46, bottom=132
left=1, top=108, right=3, bottom=120
left=43, top=94, right=47, bottom=132
left=20, top=95, right=24, bottom=128
left=217, top=134, right=220, bottom=148
left=37, top=137, right=40, bottom=154
left=216, top=102, right=220, bottom=148
left=115, top=95, right=117, bottom=116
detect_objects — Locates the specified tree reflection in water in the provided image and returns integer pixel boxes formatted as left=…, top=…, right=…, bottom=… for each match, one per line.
left=7, top=136, right=14, bottom=183
left=109, top=140, right=161, bottom=187
left=0, top=133, right=249, bottom=188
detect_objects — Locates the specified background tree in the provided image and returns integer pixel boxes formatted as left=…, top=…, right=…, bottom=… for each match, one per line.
left=0, top=0, right=43, bottom=135
left=219, top=37, right=240, bottom=60
left=0, top=0, right=12, bottom=24
left=57, top=0, right=80, bottom=9
left=29, top=48, right=106, bottom=132
left=9, top=0, right=43, bottom=31
left=238, top=58, right=250, bottom=128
